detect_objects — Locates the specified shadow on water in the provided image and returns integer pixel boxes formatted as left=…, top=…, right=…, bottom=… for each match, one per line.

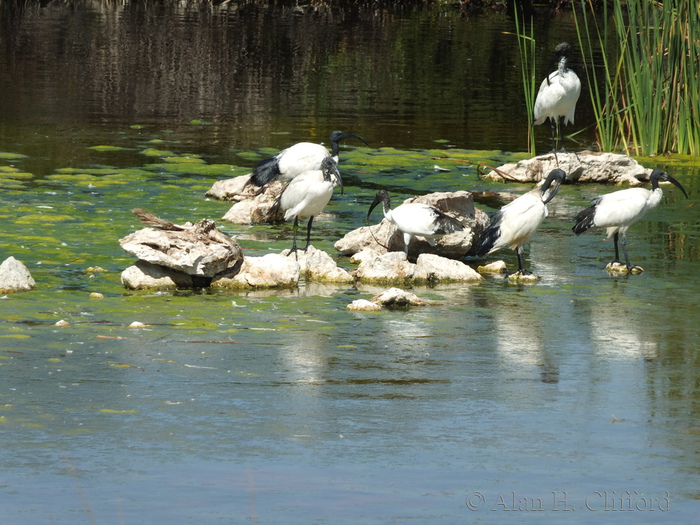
left=1, top=2, right=700, bottom=524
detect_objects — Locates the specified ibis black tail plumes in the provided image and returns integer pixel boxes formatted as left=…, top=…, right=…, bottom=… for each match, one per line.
left=475, top=212, right=503, bottom=257
left=572, top=203, right=597, bottom=235
left=250, top=157, right=281, bottom=187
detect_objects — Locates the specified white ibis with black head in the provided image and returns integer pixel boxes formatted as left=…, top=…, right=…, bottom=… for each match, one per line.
left=276, top=156, right=342, bottom=255
left=249, top=131, right=367, bottom=189
left=572, top=169, right=688, bottom=273
left=476, top=169, right=566, bottom=276
left=533, top=42, right=581, bottom=153
left=367, top=190, right=464, bottom=256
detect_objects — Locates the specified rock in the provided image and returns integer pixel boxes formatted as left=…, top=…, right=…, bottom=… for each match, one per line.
left=413, top=253, right=482, bottom=282
left=209, top=174, right=286, bottom=224
left=371, top=287, right=428, bottom=307
left=508, top=272, right=539, bottom=283
left=281, top=245, right=354, bottom=283
left=0, top=256, right=36, bottom=293
left=336, top=190, right=489, bottom=258
left=128, top=321, right=148, bottom=328
left=211, top=253, right=300, bottom=289
left=120, top=215, right=243, bottom=277
left=347, top=299, right=383, bottom=312
left=477, top=260, right=507, bottom=274
left=484, top=152, right=650, bottom=186
left=55, top=320, right=69, bottom=327
left=353, top=251, right=481, bottom=284
left=89, top=292, right=104, bottom=299
left=354, top=251, right=416, bottom=283
left=121, top=260, right=194, bottom=290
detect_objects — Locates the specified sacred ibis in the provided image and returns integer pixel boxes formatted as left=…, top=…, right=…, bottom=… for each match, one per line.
left=276, top=156, right=342, bottom=255
left=533, top=42, right=581, bottom=153
left=476, top=169, right=566, bottom=276
left=572, top=169, right=688, bottom=273
left=367, top=190, right=464, bottom=256
left=249, top=131, right=367, bottom=189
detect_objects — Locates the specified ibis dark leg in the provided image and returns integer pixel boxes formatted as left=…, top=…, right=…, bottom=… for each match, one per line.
left=612, top=232, right=622, bottom=264
left=516, top=247, right=533, bottom=275
left=304, top=216, right=314, bottom=251
left=619, top=233, right=643, bottom=272
left=558, top=116, right=567, bottom=152
left=289, top=217, right=300, bottom=256
left=549, top=118, right=558, bottom=152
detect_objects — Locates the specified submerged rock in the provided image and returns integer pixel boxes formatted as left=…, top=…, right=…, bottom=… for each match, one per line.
left=337, top=191, right=488, bottom=259
left=484, top=152, right=650, bottom=186
left=0, top=256, right=36, bottom=293
left=347, top=299, right=383, bottom=312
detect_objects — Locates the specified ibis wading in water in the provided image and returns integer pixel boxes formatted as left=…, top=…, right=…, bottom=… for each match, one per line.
left=250, top=131, right=367, bottom=189
left=276, top=156, right=342, bottom=256
left=476, top=169, right=566, bottom=276
left=367, top=190, right=464, bottom=257
left=572, top=169, right=688, bottom=273
left=533, top=42, right=581, bottom=153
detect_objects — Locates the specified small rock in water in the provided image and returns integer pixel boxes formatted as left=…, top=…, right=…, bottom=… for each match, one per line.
left=128, top=321, right=147, bottom=328
left=55, top=319, right=69, bottom=327
left=477, top=260, right=507, bottom=274
left=0, top=256, right=37, bottom=293
left=347, top=299, right=382, bottom=312
left=371, top=287, right=427, bottom=307
left=89, top=292, right=104, bottom=299
left=508, top=272, right=539, bottom=283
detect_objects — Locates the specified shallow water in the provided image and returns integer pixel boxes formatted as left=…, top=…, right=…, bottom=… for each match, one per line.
left=1, top=3, right=700, bottom=524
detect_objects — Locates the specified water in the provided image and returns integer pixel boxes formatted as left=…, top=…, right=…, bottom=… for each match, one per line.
left=1, top=3, right=700, bottom=524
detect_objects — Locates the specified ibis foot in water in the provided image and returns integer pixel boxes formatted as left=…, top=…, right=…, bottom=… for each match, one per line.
left=606, top=261, right=644, bottom=275
left=507, top=270, right=539, bottom=283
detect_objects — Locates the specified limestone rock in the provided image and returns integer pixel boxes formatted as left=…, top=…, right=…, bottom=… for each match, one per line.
left=354, top=251, right=416, bottom=283
left=121, top=260, right=194, bottom=290
left=477, top=260, right=508, bottom=274
left=336, top=190, right=488, bottom=258
left=484, top=152, right=650, bottom=186
left=281, top=245, right=354, bottom=283
left=347, top=299, right=383, bottom=312
left=0, top=256, right=36, bottom=293
left=212, top=253, right=300, bottom=289
left=354, top=251, right=481, bottom=284
left=208, top=174, right=286, bottom=224
left=120, top=216, right=243, bottom=277
left=413, top=253, right=482, bottom=282
left=371, top=287, right=428, bottom=307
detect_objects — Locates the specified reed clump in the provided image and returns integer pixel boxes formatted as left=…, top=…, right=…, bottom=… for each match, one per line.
left=574, top=0, right=700, bottom=156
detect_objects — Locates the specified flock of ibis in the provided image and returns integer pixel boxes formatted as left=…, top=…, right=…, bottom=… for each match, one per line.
left=246, top=42, right=688, bottom=277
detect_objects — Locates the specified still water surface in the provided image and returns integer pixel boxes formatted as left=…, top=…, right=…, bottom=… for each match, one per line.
left=1, top=3, right=699, bottom=524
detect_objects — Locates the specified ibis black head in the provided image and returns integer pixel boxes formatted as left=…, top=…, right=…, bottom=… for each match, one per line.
left=540, top=168, right=566, bottom=204
left=650, top=169, right=688, bottom=198
left=321, top=156, right=343, bottom=194
left=329, top=131, right=369, bottom=156
left=548, top=42, right=574, bottom=78
left=367, top=189, right=391, bottom=222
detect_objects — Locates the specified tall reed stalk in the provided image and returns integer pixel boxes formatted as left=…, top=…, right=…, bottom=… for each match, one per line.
left=574, top=0, right=700, bottom=156
left=511, top=4, right=537, bottom=156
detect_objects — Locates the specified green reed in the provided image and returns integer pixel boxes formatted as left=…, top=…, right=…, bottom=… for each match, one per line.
left=510, top=3, right=537, bottom=156
left=574, top=0, right=700, bottom=156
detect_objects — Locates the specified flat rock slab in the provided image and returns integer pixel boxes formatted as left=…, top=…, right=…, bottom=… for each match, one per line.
left=212, top=253, right=300, bottom=289
left=0, top=256, right=36, bottom=293
left=120, top=218, right=243, bottom=277
left=484, top=152, right=650, bottom=186
left=121, top=260, right=194, bottom=290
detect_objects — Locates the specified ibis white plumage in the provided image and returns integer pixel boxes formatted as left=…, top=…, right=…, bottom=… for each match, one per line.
left=250, top=130, right=367, bottom=189
left=367, top=190, right=464, bottom=256
left=572, top=169, right=688, bottom=273
left=533, top=42, right=581, bottom=153
left=476, top=169, right=566, bottom=276
left=276, top=156, right=342, bottom=255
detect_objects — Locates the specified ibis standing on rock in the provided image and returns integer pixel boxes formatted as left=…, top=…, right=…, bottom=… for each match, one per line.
left=572, top=169, right=688, bottom=273
left=276, top=156, right=343, bottom=256
left=249, top=131, right=367, bottom=189
left=476, top=169, right=566, bottom=276
left=367, top=190, right=464, bottom=257
left=533, top=42, right=581, bottom=153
